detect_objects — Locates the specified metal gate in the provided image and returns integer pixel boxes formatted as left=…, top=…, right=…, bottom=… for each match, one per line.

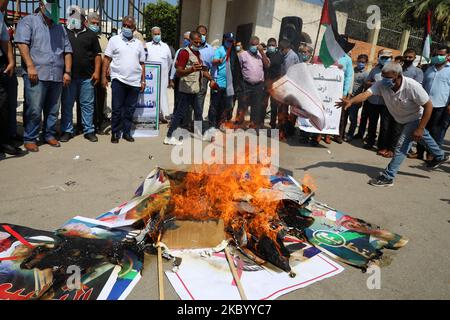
left=6, top=0, right=146, bottom=34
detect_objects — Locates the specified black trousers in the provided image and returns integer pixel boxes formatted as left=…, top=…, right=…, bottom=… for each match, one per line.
left=417, top=106, right=448, bottom=155
left=237, top=82, right=264, bottom=126
left=0, top=72, right=9, bottom=145
left=378, top=105, right=403, bottom=150
left=365, top=101, right=384, bottom=146
left=94, top=81, right=107, bottom=131
left=356, top=103, right=369, bottom=137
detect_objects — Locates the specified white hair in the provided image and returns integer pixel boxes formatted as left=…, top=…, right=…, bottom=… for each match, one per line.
left=183, top=31, right=191, bottom=37
left=382, top=62, right=403, bottom=75
left=151, top=26, right=161, bottom=33
left=87, top=12, right=100, bottom=22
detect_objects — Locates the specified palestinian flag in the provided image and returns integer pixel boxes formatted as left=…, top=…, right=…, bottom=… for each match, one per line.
left=318, top=0, right=349, bottom=68
left=422, top=10, right=432, bottom=63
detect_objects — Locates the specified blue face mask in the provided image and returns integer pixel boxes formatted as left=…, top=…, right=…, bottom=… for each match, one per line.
left=249, top=46, right=258, bottom=54
left=431, top=55, right=447, bottom=65
left=153, top=35, right=161, bottom=43
left=201, top=35, right=206, bottom=44
left=183, top=39, right=190, bottom=47
left=379, top=57, right=391, bottom=66
left=381, top=76, right=395, bottom=88
left=88, top=24, right=100, bottom=33
left=191, top=45, right=200, bottom=52
left=267, top=46, right=276, bottom=54
left=224, top=41, right=232, bottom=49
left=122, top=27, right=133, bottom=39
left=357, top=62, right=366, bottom=70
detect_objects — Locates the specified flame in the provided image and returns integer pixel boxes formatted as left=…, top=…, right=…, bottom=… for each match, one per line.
left=170, top=162, right=281, bottom=242
left=302, top=174, right=318, bottom=193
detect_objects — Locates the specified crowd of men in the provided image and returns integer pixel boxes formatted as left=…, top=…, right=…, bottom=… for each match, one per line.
left=0, top=0, right=449, bottom=186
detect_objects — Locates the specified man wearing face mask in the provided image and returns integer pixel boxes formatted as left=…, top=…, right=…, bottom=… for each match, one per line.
left=170, top=31, right=190, bottom=117
left=195, top=25, right=215, bottom=116
left=337, top=62, right=448, bottom=187
left=344, top=54, right=369, bottom=142
left=146, top=26, right=173, bottom=122
left=102, top=16, right=146, bottom=144
left=264, top=38, right=283, bottom=129
left=298, top=43, right=313, bottom=64
left=86, top=12, right=110, bottom=135
left=164, top=31, right=215, bottom=146
left=15, top=0, right=73, bottom=152
left=363, top=49, right=392, bottom=152
left=417, top=46, right=450, bottom=160
left=402, top=49, right=423, bottom=84
left=208, top=32, right=242, bottom=130
left=60, top=6, right=101, bottom=144
left=237, top=36, right=270, bottom=128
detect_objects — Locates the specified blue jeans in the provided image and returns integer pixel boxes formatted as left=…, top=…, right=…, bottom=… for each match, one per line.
left=168, top=91, right=202, bottom=137
left=23, top=75, right=63, bottom=143
left=111, top=79, right=140, bottom=136
left=382, top=119, right=446, bottom=180
left=61, top=78, right=95, bottom=134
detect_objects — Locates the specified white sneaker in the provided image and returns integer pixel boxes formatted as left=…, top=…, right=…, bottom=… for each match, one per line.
left=163, top=137, right=183, bottom=146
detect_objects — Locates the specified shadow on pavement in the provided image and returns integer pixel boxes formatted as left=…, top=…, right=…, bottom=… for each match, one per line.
left=296, top=161, right=431, bottom=179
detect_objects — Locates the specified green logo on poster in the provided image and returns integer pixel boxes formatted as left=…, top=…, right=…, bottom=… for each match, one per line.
left=313, top=230, right=346, bottom=247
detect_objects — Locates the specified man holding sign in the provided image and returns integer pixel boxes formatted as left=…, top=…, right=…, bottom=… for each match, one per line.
left=337, top=62, right=448, bottom=187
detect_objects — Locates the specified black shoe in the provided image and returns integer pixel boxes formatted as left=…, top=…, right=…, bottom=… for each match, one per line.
left=59, top=133, right=74, bottom=143
left=111, top=135, right=120, bottom=144
left=363, top=144, right=375, bottom=150
left=0, top=144, right=27, bottom=156
left=84, top=133, right=98, bottom=142
left=353, top=134, right=363, bottom=140
left=426, top=155, right=449, bottom=169
left=369, top=175, right=394, bottom=187
left=123, top=134, right=135, bottom=143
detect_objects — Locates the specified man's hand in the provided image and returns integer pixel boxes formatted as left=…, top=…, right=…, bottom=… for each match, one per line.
left=63, top=73, right=71, bottom=87
left=192, top=63, right=203, bottom=72
left=257, top=45, right=265, bottom=53
left=412, top=127, right=424, bottom=142
left=140, top=81, right=146, bottom=92
left=4, top=63, right=15, bottom=77
left=169, top=80, right=175, bottom=89
left=91, top=72, right=101, bottom=86
left=27, top=65, right=39, bottom=84
left=336, top=97, right=352, bottom=110
left=209, top=80, right=218, bottom=90
left=102, top=77, right=109, bottom=89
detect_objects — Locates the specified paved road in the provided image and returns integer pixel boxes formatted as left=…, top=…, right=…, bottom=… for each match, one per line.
left=1, top=122, right=449, bottom=300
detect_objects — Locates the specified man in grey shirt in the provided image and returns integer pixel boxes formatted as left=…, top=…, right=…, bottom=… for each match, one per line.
left=15, top=0, right=72, bottom=152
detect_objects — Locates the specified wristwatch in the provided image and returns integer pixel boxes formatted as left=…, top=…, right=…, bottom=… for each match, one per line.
left=64, top=71, right=72, bottom=76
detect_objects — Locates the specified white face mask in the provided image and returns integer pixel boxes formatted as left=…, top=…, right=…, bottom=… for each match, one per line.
left=67, top=17, right=82, bottom=30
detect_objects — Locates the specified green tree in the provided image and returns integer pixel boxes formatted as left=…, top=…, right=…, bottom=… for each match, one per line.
left=143, top=0, right=179, bottom=47
left=401, top=0, right=450, bottom=41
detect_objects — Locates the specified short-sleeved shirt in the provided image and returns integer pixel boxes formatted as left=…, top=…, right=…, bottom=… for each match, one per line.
left=366, top=64, right=385, bottom=105
left=403, top=64, right=424, bottom=84
left=104, top=35, right=146, bottom=87
left=368, top=76, right=430, bottom=124
left=0, top=13, right=10, bottom=58
left=66, top=27, right=102, bottom=79
left=213, top=46, right=228, bottom=88
left=239, top=50, right=264, bottom=84
left=15, top=13, right=73, bottom=82
left=352, top=68, right=369, bottom=96
left=423, top=63, right=450, bottom=108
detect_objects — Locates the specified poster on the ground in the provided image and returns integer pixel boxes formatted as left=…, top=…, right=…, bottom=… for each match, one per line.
left=297, top=64, right=344, bottom=135
left=165, top=237, right=344, bottom=300
left=132, top=62, right=161, bottom=138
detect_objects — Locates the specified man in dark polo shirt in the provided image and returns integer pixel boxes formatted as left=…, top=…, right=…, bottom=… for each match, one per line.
left=60, top=6, right=101, bottom=143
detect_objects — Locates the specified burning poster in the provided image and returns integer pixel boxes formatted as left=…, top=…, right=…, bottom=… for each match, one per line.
left=165, top=237, right=343, bottom=300
left=300, top=201, right=409, bottom=269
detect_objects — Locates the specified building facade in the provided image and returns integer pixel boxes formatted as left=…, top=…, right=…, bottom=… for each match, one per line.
left=180, top=0, right=348, bottom=52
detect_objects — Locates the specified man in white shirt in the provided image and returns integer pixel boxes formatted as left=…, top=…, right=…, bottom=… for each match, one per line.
left=337, top=62, right=448, bottom=187
left=102, top=16, right=146, bottom=144
left=146, top=26, right=173, bottom=121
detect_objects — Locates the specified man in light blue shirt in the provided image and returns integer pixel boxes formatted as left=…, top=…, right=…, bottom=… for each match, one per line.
left=15, top=0, right=73, bottom=152
left=196, top=25, right=215, bottom=112
left=417, top=46, right=450, bottom=158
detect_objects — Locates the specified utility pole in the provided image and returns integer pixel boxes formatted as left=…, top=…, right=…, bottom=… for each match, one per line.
left=128, top=0, right=135, bottom=17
